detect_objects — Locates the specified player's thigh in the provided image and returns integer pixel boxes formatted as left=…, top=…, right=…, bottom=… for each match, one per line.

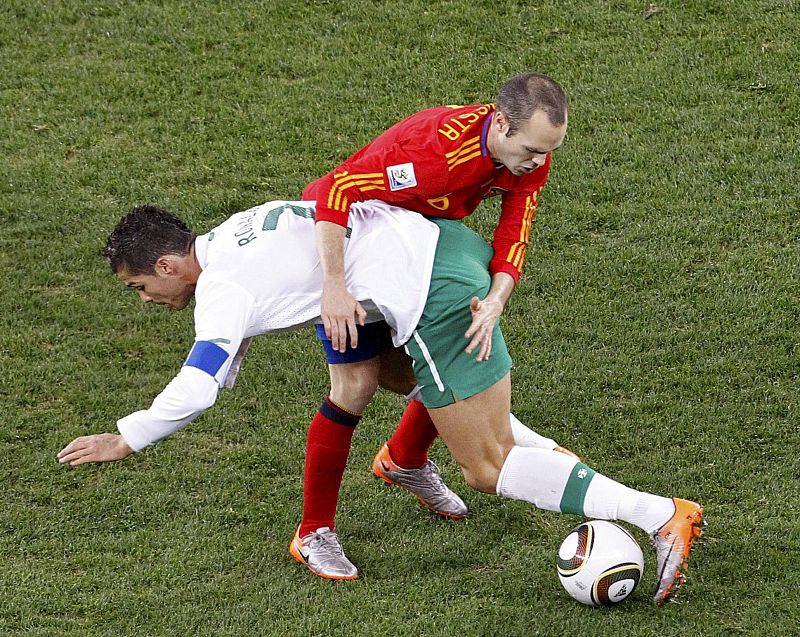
left=316, top=322, right=390, bottom=412
left=377, top=346, right=417, bottom=396
left=427, top=372, right=514, bottom=492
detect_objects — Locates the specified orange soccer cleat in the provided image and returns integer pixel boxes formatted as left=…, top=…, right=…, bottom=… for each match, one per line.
left=651, top=497, right=705, bottom=605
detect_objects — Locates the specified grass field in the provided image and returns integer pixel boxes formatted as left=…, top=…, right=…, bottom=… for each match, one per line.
left=2, top=1, right=799, bottom=635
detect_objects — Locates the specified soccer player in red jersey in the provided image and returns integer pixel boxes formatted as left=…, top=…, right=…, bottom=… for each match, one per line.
left=294, top=73, right=579, bottom=577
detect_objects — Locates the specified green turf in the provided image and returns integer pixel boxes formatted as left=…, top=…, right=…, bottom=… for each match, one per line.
left=2, top=0, right=799, bottom=635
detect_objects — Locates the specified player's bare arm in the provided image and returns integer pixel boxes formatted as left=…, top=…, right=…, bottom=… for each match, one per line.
left=57, top=433, right=133, bottom=466
left=464, top=271, right=515, bottom=361
left=316, top=220, right=366, bottom=352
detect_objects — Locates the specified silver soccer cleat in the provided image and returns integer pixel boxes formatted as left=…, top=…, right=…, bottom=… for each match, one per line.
left=372, top=444, right=468, bottom=518
left=289, top=526, right=359, bottom=580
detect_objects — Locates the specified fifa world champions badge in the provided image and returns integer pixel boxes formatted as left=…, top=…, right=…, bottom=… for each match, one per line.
left=387, top=163, right=417, bottom=191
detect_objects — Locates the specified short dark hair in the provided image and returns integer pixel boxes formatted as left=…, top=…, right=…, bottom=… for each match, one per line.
left=104, top=205, right=195, bottom=275
left=496, top=72, right=568, bottom=135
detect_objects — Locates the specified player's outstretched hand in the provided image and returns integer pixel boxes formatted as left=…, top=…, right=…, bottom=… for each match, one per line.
left=57, top=433, right=133, bottom=466
left=320, top=283, right=366, bottom=353
left=464, top=295, right=503, bottom=361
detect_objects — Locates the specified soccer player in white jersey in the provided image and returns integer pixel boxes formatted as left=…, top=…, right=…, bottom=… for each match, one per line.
left=57, top=200, right=704, bottom=605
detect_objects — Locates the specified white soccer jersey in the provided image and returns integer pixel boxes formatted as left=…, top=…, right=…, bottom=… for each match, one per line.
left=117, top=200, right=439, bottom=451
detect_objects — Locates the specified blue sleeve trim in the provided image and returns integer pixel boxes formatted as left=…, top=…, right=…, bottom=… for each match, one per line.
left=184, top=341, right=230, bottom=378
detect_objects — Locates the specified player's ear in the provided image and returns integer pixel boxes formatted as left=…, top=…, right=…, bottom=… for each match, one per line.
left=154, top=255, right=174, bottom=275
left=493, top=110, right=510, bottom=134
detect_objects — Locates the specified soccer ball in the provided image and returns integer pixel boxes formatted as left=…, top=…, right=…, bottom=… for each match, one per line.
left=556, top=520, right=644, bottom=607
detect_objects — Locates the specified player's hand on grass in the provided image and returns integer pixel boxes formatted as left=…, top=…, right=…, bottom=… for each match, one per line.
left=321, top=282, right=366, bottom=353
left=464, top=295, right=503, bottom=361
left=57, top=433, right=133, bottom=466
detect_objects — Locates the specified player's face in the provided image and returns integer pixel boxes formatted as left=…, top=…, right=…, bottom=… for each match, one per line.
left=117, top=266, right=195, bottom=310
left=489, top=109, right=567, bottom=176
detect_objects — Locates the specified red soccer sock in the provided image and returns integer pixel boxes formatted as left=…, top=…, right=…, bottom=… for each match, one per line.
left=299, top=397, right=360, bottom=537
left=386, top=399, right=438, bottom=469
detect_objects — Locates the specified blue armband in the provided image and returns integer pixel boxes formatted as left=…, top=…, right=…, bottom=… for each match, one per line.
left=184, top=341, right=229, bottom=378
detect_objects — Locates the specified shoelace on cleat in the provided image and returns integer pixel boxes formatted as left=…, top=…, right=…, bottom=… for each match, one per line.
left=307, top=531, right=344, bottom=556
left=420, top=462, right=447, bottom=492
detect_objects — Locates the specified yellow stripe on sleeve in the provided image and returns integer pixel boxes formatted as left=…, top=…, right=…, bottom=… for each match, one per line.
left=448, top=149, right=483, bottom=171
left=328, top=172, right=385, bottom=212
left=511, top=244, right=528, bottom=269
left=504, top=193, right=539, bottom=270
left=444, top=135, right=481, bottom=159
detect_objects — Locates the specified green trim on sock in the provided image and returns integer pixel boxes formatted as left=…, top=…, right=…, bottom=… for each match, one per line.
left=559, top=463, right=596, bottom=515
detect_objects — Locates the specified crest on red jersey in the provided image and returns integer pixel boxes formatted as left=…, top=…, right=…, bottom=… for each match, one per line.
left=387, top=163, right=417, bottom=191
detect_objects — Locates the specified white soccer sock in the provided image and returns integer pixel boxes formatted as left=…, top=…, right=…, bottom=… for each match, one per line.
left=509, top=413, right=559, bottom=449
left=496, top=446, right=577, bottom=512
left=495, top=446, right=675, bottom=533
left=583, top=474, right=675, bottom=534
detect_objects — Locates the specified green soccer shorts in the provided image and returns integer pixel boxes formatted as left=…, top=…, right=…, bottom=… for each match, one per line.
left=404, top=218, right=512, bottom=408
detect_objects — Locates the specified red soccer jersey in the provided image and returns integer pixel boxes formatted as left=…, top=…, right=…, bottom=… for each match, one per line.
left=303, top=103, right=551, bottom=282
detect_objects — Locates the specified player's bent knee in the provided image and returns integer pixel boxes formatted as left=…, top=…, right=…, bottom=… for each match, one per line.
left=328, top=361, right=381, bottom=414
left=460, top=465, right=502, bottom=494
